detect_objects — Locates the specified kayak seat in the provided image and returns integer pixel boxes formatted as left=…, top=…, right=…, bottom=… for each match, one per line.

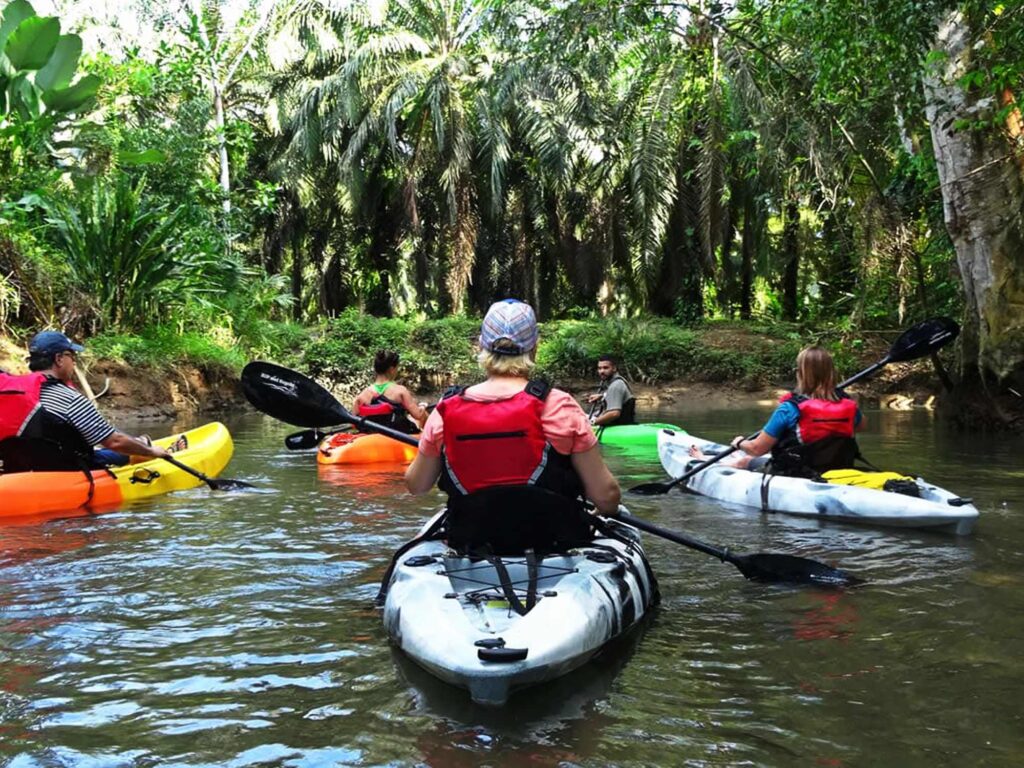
left=446, top=486, right=594, bottom=557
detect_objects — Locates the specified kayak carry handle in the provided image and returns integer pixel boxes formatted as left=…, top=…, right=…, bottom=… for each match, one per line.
left=477, top=646, right=529, bottom=663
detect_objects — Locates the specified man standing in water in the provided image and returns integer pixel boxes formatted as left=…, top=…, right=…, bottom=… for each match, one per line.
left=587, top=355, right=637, bottom=427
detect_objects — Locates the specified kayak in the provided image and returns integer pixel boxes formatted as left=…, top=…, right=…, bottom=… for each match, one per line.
left=0, top=422, right=234, bottom=520
left=658, top=429, right=979, bottom=535
left=382, top=508, right=658, bottom=706
left=316, top=431, right=418, bottom=465
left=594, top=423, right=683, bottom=449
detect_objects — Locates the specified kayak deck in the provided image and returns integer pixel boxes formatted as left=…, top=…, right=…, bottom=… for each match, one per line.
left=383, top=516, right=657, bottom=705
left=658, top=430, right=979, bottom=535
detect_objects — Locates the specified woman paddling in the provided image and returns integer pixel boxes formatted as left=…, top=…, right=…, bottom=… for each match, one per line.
left=354, top=350, right=429, bottom=435
left=691, top=346, right=865, bottom=476
left=405, top=299, right=620, bottom=524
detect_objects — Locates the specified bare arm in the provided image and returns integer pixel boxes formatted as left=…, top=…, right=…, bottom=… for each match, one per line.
left=395, top=386, right=429, bottom=428
left=405, top=452, right=441, bottom=494
left=570, top=446, right=621, bottom=515
left=353, top=387, right=373, bottom=410
left=592, top=408, right=621, bottom=427
left=732, top=431, right=778, bottom=457
left=101, top=431, right=171, bottom=459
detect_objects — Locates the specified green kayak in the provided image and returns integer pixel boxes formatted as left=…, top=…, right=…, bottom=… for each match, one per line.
left=594, top=423, right=683, bottom=448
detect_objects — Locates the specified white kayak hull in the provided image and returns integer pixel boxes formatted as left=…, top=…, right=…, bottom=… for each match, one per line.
left=658, top=430, right=979, bottom=535
left=382, top=513, right=658, bottom=706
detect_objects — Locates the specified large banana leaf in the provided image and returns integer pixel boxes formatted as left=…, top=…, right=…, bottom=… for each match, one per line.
left=0, top=0, right=34, bottom=54
left=41, top=73, right=98, bottom=112
left=4, top=15, right=58, bottom=71
left=34, top=31, right=79, bottom=91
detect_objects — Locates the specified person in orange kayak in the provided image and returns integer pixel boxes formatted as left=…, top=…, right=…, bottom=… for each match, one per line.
left=0, top=331, right=171, bottom=473
left=353, top=350, right=429, bottom=435
left=690, top=345, right=865, bottom=476
left=405, top=299, right=620, bottom=525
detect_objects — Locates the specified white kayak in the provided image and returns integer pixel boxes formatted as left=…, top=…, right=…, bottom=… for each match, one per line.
left=658, top=429, right=978, bottom=535
left=381, top=508, right=658, bottom=706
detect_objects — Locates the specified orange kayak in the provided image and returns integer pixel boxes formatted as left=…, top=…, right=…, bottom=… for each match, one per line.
left=316, top=431, right=419, bottom=465
left=0, top=422, right=234, bottom=520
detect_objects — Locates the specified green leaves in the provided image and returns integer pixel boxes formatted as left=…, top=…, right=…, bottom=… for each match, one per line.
left=43, top=174, right=193, bottom=330
left=35, top=32, right=81, bottom=91
left=41, top=73, right=99, bottom=111
left=4, top=14, right=58, bottom=70
left=0, top=0, right=99, bottom=122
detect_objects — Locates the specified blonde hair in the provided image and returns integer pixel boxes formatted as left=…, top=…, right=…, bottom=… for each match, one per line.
left=795, top=346, right=840, bottom=401
left=477, top=349, right=535, bottom=378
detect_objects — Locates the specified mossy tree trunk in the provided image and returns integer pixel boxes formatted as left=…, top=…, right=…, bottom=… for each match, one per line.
left=925, top=11, right=1024, bottom=428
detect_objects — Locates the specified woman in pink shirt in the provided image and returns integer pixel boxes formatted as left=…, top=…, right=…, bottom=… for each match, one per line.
left=405, top=299, right=620, bottom=515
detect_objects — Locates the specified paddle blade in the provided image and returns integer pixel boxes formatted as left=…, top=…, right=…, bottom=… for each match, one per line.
left=208, top=477, right=256, bottom=491
left=887, top=317, right=959, bottom=363
left=628, top=481, right=677, bottom=495
left=241, top=361, right=349, bottom=428
left=284, top=429, right=323, bottom=450
left=733, top=553, right=863, bottom=587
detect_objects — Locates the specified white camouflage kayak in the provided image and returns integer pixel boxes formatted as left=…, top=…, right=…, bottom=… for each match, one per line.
left=381, top=509, right=658, bottom=706
left=658, top=429, right=979, bottom=535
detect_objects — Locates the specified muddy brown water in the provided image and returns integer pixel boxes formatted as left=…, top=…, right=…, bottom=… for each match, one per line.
left=1, top=404, right=1022, bottom=766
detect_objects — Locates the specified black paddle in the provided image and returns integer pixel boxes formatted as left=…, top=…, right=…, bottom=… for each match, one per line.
left=284, top=405, right=435, bottom=450
left=628, top=316, right=960, bottom=496
left=242, top=361, right=858, bottom=586
left=240, top=362, right=421, bottom=447
left=160, top=455, right=254, bottom=491
left=616, top=510, right=860, bottom=586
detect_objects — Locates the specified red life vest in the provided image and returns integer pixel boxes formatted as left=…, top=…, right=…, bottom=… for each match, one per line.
left=357, top=400, right=395, bottom=418
left=435, top=380, right=582, bottom=499
left=780, top=392, right=858, bottom=444
left=771, top=392, right=860, bottom=474
left=0, top=372, right=48, bottom=440
left=357, top=393, right=417, bottom=434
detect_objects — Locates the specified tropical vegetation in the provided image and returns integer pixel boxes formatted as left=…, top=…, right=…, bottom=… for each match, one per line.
left=0, top=0, right=1021, bottom=425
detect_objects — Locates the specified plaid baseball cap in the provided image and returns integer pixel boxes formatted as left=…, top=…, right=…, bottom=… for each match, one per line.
left=479, top=299, right=538, bottom=355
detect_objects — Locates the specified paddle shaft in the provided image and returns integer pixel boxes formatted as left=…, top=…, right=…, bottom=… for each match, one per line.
left=160, top=455, right=252, bottom=490
left=161, top=455, right=216, bottom=487
left=617, top=510, right=731, bottom=562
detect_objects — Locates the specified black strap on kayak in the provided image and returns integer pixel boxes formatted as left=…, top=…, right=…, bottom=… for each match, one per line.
left=486, top=553, right=529, bottom=616
left=525, top=549, right=538, bottom=613
left=374, top=513, right=449, bottom=606
left=760, top=471, right=774, bottom=512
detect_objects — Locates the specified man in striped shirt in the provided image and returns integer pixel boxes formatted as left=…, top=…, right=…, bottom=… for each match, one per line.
left=27, top=331, right=171, bottom=467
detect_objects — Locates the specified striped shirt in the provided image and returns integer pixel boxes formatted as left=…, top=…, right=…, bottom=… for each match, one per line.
left=38, top=377, right=116, bottom=446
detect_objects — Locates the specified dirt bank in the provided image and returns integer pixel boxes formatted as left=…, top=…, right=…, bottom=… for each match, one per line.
left=1, top=341, right=247, bottom=420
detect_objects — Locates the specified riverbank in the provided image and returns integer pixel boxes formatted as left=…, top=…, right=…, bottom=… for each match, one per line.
left=2, top=318, right=948, bottom=421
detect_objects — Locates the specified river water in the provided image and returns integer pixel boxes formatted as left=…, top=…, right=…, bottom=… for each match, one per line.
left=1, top=403, right=1022, bottom=767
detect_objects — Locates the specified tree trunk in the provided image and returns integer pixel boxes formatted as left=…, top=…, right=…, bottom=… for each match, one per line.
left=739, top=191, right=755, bottom=320
left=924, top=11, right=1024, bottom=428
left=781, top=197, right=800, bottom=321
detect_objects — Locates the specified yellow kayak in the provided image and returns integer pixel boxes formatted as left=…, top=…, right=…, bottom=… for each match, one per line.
left=0, top=422, right=234, bottom=520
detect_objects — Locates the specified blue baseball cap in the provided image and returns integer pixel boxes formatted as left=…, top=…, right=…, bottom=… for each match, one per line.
left=28, top=331, right=85, bottom=356
left=479, top=299, right=538, bottom=355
